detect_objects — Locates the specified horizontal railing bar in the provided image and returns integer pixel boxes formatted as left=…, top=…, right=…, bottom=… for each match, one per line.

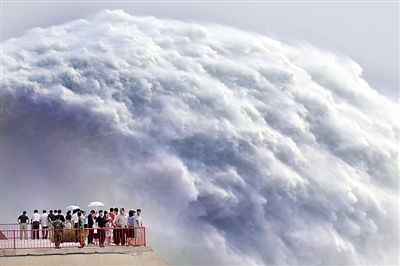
left=0, top=227, right=146, bottom=250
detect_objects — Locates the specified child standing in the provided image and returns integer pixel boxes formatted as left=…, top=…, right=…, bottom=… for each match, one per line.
left=106, top=218, right=114, bottom=245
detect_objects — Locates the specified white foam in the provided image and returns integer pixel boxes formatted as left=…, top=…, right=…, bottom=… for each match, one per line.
left=1, top=9, right=398, bottom=265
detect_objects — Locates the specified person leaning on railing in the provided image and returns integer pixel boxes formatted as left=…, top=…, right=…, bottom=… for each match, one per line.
left=134, top=209, right=142, bottom=244
left=17, top=211, right=30, bottom=240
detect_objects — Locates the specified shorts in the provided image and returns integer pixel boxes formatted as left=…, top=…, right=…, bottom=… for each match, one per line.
left=127, top=227, right=135, bottom=238
left=134, top=228, right=141, bottom=238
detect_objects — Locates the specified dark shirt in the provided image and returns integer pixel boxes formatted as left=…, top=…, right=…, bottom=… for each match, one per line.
left=96, top=216, right=106, bottom=228
left=57, top=214, right=65, bottom=222
left=18, top=214, right=29, bottom=223
left=48, top=213, right=56, bottom=222
left=88, top=215, right=94, bottom=228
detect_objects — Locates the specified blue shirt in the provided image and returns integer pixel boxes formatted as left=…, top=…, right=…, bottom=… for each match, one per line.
left=127, top=216, right=135, bottom=227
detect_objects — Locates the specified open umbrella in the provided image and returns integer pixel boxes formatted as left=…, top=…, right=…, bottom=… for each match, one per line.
left=87, top=201, right=105, bottom=212
left=66, top=205, right=80, bottom=212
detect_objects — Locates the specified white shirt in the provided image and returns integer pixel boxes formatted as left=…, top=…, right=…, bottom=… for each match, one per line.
left=134, top=214, right=142, bottom=227
left=32, top=213, right=40, bottom=222
left=115, top=213, right=128, bottom=227
left=40, top=213, right=48, bottom=226
left=72, top=213, right=79, bottom=224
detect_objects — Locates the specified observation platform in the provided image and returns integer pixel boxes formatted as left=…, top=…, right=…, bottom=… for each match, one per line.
left=0, top=223, right=168, bottom=265
left=0, top=246, right=168, bottom=265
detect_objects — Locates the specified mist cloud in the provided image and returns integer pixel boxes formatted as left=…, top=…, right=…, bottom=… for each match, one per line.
left=1, top=10, right=398, bottom=265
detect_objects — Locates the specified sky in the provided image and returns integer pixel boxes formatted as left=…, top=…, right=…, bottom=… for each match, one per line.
left=1, top=0, right=399, bottom=101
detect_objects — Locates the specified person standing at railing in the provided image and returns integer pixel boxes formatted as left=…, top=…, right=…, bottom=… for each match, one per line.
left=48, top=210, right=56, bottom=223
left=112, top=207, right=118, bottom=244
left=87, top=210, right=95, bottom=245
left=40, top=210, right=49, bottom=239
left=108, top=207, right=115, bottom=244
left=47, top=210, right=57, bottom=239
left=83, top=210, right=88, bottom=229
left=108, top=208, right=115, bottom=222
left=72, top=209, right=80, bottom=242
left=31, top=210, right=40, bottom=240
left=114, top=208, right=128, bottom=246
left=96, top=210, right=107, bottom=248
left=127, top=210, right=136, bottom=246
left=77, top=211, right=85, bottom=247
left=17, top=211, right=30, bottom=240
left=134, top=209, right=142, bottom=245
left=56, top=210, right=66, bottom=224
left=105, top=217, right=114, bottom=245
left=65, top=210, right=72, bottom=229
left=83, top=210, right=88, bottom=238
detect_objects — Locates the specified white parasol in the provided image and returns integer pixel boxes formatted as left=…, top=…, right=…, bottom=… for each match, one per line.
left=87, top=201, right=105, bottom=212
left=66, top=205, right=80, bottom=212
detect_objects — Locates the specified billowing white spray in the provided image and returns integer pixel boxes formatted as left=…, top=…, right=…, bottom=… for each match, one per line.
left=1, top=10, right=398, bottom=265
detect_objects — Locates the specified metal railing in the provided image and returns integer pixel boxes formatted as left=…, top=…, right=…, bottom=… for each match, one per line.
left=0, top=224, right=20, bottom=231
left=0, top=224, right=146, bottom=250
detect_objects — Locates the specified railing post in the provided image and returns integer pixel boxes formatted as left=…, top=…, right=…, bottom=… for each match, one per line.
left=144, top=227, right=146, bottom=246
left=13, top=230, right=16, bottom=250
left=79, top=228, right=83, bottom=248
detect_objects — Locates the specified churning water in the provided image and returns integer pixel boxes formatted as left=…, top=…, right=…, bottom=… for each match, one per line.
left=1, top=10, right=398, bottom=265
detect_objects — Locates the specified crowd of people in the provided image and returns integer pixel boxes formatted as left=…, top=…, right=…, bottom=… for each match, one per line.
left=17, top=207, right=143, bottom=247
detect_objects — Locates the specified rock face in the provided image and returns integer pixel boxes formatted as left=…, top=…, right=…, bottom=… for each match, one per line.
left=0, top=246, right=169, bottom=265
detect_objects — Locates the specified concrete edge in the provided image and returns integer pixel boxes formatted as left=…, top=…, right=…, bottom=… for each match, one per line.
left=1, top=246, right=153, bottom=257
